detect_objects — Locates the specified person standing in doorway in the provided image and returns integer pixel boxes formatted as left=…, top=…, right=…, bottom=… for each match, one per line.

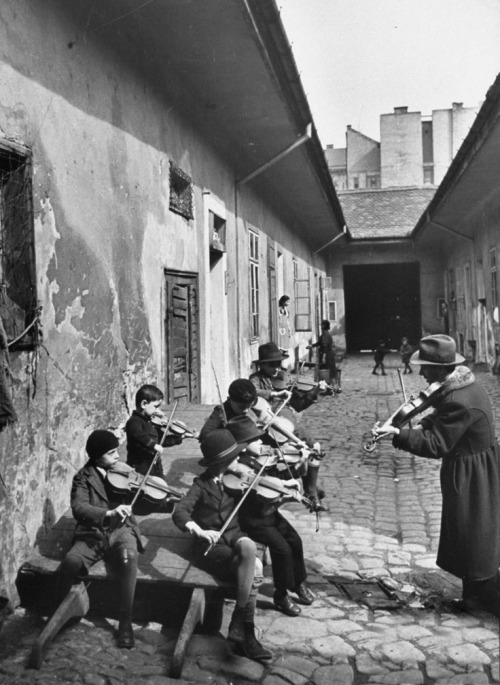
left=278, top=295, right=293, bottom=366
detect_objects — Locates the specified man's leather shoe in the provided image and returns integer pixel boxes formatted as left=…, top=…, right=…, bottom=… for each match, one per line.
left=294, top=582, right=316, bottom=605
left=117, top=620, right=135, bottom=648
left=273, top=594, right=301, bottom=617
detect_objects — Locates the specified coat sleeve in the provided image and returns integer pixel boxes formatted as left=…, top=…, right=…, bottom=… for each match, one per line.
left=172, top=479, right=203, bottom=531
left=249, top=374, right=273, bottom=401
left=71, top=470, right=108, bottom=529
left=393, top=399, right=473, bottom=459
left=198, top=406, right=225, bottom=443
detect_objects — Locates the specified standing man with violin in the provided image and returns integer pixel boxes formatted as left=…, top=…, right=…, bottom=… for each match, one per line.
left=374, top=334, right=500, bottom=615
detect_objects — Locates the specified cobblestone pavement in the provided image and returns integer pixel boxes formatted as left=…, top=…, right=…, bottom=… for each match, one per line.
left=1, top=353, right=500, bottom=684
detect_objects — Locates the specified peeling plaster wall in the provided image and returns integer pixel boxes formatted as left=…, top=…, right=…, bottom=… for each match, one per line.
left=0, top=1, right=328, bottom=600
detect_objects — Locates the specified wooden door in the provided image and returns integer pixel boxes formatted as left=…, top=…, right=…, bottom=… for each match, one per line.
left=164, top=271, right=199, bottom=404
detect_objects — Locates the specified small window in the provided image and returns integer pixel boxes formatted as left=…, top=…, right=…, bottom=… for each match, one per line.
left=367, top=175, right=379, bottom=189
left=0, top=143, right=38, bottom=350
left=423, top=166, right=434, bottom=185
left=209, top=210, right=226, bottom=252
left=328, top=301, right=337, bottom=322
left=169, top=162, right=194, bottom=219
left=352, top=177, right=359, bottom=189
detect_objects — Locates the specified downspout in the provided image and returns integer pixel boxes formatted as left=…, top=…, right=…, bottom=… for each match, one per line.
left=313, top=225, right=347, bottom=255
left=237, top=124, right=312, bottom=186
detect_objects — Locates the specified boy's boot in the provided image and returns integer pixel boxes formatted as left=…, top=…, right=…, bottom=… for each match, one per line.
left=241, top=622, right=272, bottom=661
left=227, top=605, right=246, bottom=644
left=116, top=549, right=137, bottom=648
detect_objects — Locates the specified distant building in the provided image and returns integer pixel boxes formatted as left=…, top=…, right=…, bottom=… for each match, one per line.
left=326, top=102, right=480, bottom=190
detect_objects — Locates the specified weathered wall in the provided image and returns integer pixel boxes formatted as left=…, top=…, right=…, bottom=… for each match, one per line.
left=0, top=0, right=328, bottom=599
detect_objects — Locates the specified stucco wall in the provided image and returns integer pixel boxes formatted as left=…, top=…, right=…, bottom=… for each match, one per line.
left=0, top=1, right=327, bottom=599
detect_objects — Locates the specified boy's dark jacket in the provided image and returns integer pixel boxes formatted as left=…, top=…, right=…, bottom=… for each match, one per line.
left=173, top=471, right=242, bottom=542
left=71, top=462, right=144, bottom=551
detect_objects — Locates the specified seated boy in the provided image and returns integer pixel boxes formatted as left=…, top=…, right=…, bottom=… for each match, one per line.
left=225, top=415, right=316, bottom=618
left=172, top=430, right=272, bottom=662
left=57, top=430, right=145, bottom=648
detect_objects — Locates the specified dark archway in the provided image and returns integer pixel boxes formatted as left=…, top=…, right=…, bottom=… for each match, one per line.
left=344, top=263, right=421, bottom=351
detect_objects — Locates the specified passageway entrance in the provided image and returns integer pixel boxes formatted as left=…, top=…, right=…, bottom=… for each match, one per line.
left=344, top=263, right=421, bottom=351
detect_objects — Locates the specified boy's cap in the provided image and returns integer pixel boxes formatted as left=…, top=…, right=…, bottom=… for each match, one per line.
left=228, top=379, right=257, bottom=404
left=86, top=430, right=119, bottom=461
left=198, top=429, right=247, bottom=467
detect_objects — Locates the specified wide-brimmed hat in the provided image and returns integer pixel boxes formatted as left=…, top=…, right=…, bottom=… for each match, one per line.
left=253, top=342, right=289, bottom=364
left=410, top=334, right=465, bottom=366
left=225, top=415, right=265, bottom=444
left=198, top=429, right=247, bottom=467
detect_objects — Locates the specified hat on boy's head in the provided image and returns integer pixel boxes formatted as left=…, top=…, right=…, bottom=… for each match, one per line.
left=198, top=429, right=247, bottom=468
left=86, top=430, right=119, bottom=461
left=225, top=415, right=265, bottom=444
left=254, top=342, right=288, bottom=364
left=410, top=334, right=465, bottom=366
left=228, top=379, right=257, bottom=405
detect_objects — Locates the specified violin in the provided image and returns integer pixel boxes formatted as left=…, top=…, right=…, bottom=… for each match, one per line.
left=151, top=413, right=199, bottom=439
left=222, top=462, right=319, bottom=512
left=107, top=462, right=184, bottom=502
left=363, top=381, right=444, bottom=452
left=251, top=397, right=323, bottom=461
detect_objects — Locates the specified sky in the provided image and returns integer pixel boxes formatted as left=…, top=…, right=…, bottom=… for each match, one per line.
left=278, top=0, right=500, bottom=148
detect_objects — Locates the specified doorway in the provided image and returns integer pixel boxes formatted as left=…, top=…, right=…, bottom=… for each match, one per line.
left=164, top=270, right=200, bottom=403
left=344, top=263, right=421, bottom=351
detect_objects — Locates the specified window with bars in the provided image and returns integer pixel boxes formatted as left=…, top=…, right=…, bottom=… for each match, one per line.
left=328, top=300, right=337, bottom=322
left=0, top=143, right=37, bottom=350
left=490, top=247, right=498, bottom=309
left=169, top=162, right=194, bottom=220
left=249, top=229, right=259, bottom=339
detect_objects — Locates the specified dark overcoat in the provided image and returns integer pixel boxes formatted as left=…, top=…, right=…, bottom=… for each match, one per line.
left=394, top=366, right=500, bottom=580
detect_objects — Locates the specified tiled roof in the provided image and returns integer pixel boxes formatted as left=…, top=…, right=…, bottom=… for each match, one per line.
left=325, top=147, right=346, bottom=168
left=339, top=187, right=437, bottom=239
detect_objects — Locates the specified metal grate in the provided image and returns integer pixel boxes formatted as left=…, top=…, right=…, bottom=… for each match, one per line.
left=169, top=162, right=194, bottom=220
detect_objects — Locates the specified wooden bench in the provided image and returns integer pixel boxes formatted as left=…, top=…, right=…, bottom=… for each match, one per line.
left=17, top=509, right=237, bottom=677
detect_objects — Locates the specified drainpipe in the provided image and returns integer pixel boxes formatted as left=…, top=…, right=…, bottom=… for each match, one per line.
left=237, top=124, right=312, bottom=185
left=313, top=225, right=347, bottom=255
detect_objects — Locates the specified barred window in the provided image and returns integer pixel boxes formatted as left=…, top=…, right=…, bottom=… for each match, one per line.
left=249, top=229, right=259, bottom=339
left=0, top=143, right=37, bottom=350
left=294, top=264, right=311, bottom=331
left=169, top=162, right=194, bottom=220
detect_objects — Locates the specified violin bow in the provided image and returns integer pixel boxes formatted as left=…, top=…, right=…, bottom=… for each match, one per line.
left=204, top=452, right=272, bottom=556
left=212, top=362, right=227, bottom=426
left=121, top=400, right=179, bottom=520
left=397, top=368, right=412, bottom=428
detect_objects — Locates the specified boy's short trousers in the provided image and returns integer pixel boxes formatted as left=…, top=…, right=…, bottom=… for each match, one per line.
left=198, top=529, right=250, bottom=580
left=67, top=526, right=139, bottom=572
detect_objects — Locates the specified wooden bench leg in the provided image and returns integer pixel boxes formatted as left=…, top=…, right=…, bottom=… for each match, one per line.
left=170, top=587, right=206, bottom=679
left=28, top=583, right=89, bottom=670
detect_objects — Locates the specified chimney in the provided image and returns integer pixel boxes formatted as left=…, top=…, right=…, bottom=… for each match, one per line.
left=326, top=144, right=334, bottom=149
left=452, top=102, right=463, bottom=110
left=394, top=106, right=408, bottom=114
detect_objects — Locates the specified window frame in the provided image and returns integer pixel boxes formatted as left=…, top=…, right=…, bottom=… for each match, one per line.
left=249, top=228, right=260, bottom=340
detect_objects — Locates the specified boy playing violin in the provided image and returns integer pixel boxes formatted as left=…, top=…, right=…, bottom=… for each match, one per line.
left=57, top=430, right=144, bottom=648
left=225, top=415, right=316, bottom=618
left=172, top=430, right=272, bottom=662
left=126, top=384, right=182, bottom=480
